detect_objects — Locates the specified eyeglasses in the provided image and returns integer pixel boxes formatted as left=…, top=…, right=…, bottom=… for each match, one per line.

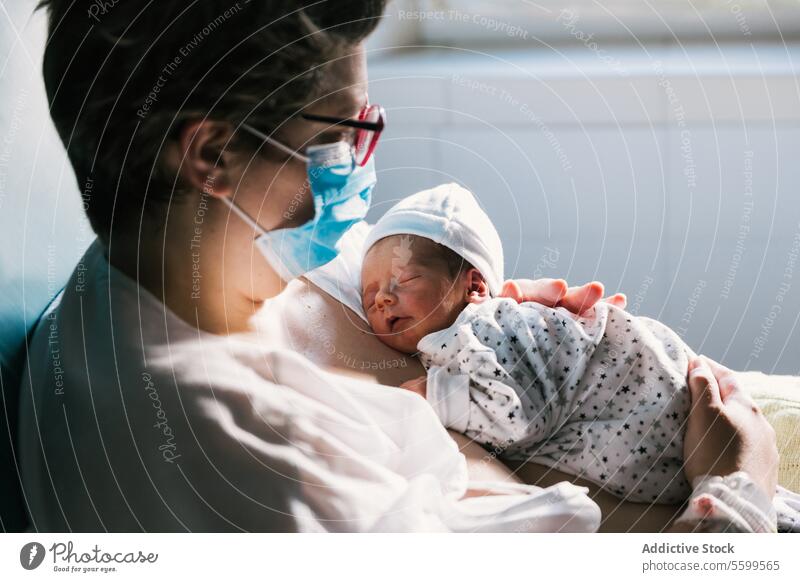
left=242, top=102, right=385, bottom=168
left=301, top=102, right=385, bottom=166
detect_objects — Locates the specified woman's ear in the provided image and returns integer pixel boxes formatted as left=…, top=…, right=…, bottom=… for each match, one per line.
left=174, top=119, right=236, bottom=199
left=464, top=268, right=490, bottom=304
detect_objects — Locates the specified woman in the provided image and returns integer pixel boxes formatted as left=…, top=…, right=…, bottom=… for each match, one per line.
left=20, top=0, right=778, bottom=532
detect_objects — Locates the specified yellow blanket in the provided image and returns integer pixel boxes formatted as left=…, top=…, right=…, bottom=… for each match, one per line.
left=738, top=371, right=800, bottom=492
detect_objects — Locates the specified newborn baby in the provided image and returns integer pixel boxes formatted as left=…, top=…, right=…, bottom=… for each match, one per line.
left=361, top=183, right=694, bottom=504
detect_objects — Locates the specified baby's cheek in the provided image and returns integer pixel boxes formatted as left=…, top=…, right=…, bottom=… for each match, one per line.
left=406, top=290, right=434, bottom=315
left=406, top=317, right=437, bottom=344
left=366, top=313, right=381, bottom=334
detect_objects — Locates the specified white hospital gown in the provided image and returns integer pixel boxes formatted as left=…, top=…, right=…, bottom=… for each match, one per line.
left=18, top=238, right=602, bottom=533
left=418, top=298, right=696, bottom=504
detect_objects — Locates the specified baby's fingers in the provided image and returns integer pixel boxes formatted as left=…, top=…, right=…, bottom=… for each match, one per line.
left=500, top=278, right=567, bottom=306
left=601, top=293, right=627, bottom=309
left=558, top=282, right=604, bottom=315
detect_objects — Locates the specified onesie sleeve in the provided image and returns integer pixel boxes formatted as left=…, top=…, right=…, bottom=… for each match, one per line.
left=426, top=367, right=471, bottom=432
left=674, top=473, right=777, bottom=532
left=417, top=301, right=555, bottom=450
left=453, top=346, right=549, bottom=448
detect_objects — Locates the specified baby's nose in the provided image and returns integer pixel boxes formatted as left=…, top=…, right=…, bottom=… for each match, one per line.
left=375, top=289, right=396, bottom=308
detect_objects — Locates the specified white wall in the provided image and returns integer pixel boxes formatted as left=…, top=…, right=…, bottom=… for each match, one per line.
left=366, top=42, right=800, bottom=374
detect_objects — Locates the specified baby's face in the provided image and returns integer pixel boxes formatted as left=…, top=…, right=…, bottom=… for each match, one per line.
left=361, top=236, right=466, bottom=354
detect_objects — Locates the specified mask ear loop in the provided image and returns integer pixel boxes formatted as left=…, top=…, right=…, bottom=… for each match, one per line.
left=222, top=123, right=313, bottom=234
left=242, top=123, right=310, bottom=164
left=218, top=194, right=267, bottom=236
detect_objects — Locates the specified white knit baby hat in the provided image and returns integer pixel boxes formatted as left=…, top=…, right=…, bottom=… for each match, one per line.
left=363, top=183, right=505, bottom=295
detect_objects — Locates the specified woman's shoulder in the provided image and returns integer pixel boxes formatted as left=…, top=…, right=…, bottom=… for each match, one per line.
left=24, top=241, right=295, bottom=410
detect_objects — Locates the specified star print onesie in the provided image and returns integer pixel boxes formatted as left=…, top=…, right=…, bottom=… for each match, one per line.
left=417, top=298, right=696, bottom=504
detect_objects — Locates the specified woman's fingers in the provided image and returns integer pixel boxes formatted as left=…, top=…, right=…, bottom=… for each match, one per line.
left=699, top=354, right=734, bottom=377
left=500, top=278, right=567, bottom=305
left=687, top=357, right=723, bottom=409
left=697, top=355, right=741, bottom=403
left=558, top=282, right=604, bottom=315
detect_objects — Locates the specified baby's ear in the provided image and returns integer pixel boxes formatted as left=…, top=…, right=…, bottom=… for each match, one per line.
left=465, top=268, right=490, bottom=304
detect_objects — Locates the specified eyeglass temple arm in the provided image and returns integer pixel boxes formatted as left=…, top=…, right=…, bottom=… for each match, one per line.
left=300, top=112, right=384, bottom=132
left=241, top=123, right=310, bottom=163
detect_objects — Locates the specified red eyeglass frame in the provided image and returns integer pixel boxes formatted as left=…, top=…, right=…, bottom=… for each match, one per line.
left=301, top=103, right=385, bottom=166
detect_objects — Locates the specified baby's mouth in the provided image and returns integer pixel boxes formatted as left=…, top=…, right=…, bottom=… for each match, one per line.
left=388, top=316, right=410, bottom=333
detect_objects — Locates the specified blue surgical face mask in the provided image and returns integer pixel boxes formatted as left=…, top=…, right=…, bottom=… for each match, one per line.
left=221, top=124, right=376, bottom=281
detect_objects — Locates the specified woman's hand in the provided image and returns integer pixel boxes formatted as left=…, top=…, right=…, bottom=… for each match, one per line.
left=399, top=376, right=428, bottom=398
left=683, top=355, right=778, bottom=498
left=499, top=278, right=626, bottom=315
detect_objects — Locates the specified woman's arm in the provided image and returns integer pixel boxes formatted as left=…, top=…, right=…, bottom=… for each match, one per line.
left=507, top=460, right=682, bottom=532
left=448, top=430, right=522, bottom=485
left=451, top=430, right=681, bottom=531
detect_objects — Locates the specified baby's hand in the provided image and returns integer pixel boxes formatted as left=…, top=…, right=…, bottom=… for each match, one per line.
left=399, top=376, right=428, bottom=398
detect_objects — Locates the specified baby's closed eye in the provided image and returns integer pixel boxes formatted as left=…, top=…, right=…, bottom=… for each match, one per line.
left=398, top=275, right=420, bottom=284
left=362, top=290, right=376, bottom=309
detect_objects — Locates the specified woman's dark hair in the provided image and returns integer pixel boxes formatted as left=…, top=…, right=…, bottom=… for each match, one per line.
left=38, top=0, right=387, bottom=242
